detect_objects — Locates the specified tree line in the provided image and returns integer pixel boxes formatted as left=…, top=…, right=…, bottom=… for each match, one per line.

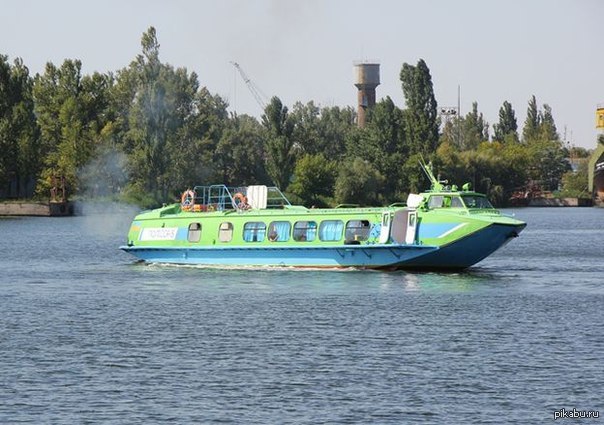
left=0, top=27, right=591, bottom=208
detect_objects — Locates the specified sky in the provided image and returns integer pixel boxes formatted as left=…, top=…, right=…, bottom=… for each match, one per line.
left=1, top=0, right=602, bottom=149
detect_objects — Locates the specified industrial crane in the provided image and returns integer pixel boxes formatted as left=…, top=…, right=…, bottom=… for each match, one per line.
left=230, top=61, right=267, bottom=111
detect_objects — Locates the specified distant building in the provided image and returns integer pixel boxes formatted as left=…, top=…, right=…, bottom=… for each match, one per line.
left=353, top=62, right=380, bottom=128
left=589, top=105, right=604, bottom=204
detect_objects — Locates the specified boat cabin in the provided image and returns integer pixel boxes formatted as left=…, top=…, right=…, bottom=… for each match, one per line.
left=424, top=193, right=494, bottom=210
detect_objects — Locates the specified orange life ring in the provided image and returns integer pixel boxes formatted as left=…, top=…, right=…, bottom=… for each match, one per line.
left=233, top=192, right=249, bottom=210
left=181, top=189, right=195, bottom=211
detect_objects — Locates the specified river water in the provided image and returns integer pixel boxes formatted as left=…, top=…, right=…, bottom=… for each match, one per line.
left=0, top=207, right=602, bottom=424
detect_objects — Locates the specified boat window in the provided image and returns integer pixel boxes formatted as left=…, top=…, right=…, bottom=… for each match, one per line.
left=461, top=195, right=494, bottom=209
left=243, top=222, right=266, bottom=242
left=440, top=196, right=464, bottom=208
left=293, top=221, right=317, bottom=242
left=450, top=197, right=464, bottom=208
left=408, top=214, right=416, bottom=227
left=218, top=222, right=233, bottom=242
left=319, top=220, right=344, bottom=241
left=345, top=220, right=370, bottom=242
left=268, top=221, right=291, bottom=242
left=428, top=196, right=444, bottom=208
left=188, top=222, right=202, bottom=243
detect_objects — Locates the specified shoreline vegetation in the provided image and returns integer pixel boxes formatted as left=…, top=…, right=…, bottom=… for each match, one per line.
left=0, top=27, right=595, bottom=209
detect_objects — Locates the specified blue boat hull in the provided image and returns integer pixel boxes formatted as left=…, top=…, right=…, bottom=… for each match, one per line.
left=402, top=223, right=526, bottom=270
left=120, top=244, right=438, bottom=269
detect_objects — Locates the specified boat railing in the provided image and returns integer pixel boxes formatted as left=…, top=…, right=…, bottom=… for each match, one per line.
left=193, top=185, right=237, bottom=211
left=192, top=185, right=291, bottom=211
left=265, top=186, right=292, bottom=209
left=468, top=208, right=500, bottom=215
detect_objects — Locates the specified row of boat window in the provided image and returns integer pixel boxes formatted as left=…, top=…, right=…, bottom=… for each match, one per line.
left=427, top=194, right=494, bottom=209
left=187, top=220, right=372, bottom=243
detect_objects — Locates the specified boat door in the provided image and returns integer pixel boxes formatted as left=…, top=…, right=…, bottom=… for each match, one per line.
left=391, top=209, right=418, bottom=245
left=378, top=211, right=391, bottom=244
left=406, top=210, right=417, bottom=244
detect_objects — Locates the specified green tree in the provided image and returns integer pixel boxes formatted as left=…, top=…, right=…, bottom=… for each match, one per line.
left=560, top=161, right=589, bottom=198
left=288, top=101, right=356, bottom=160
left=124, top=27, right=173, bottom=201
left=33, top=59, right=112, bottom=196
left=169, top=85, right=228, bottom=191
left=492, top=101, right=518, bottom=143
left=214, top=113, right=267, bottom=185
left=367, top=97, right=406, bottom=158
left=316, top=105, right=356, bottom=159
left=439, top=119, right=458, bottom=149
left=262, top=96, right=296, bottom=189
left=0, top=56, right=11, bottom=183
left=346, top=97, right=406, bottom=202
left=462, top=102, right=489, bottom=150
left=436, top=139, right=529, bottom=206
left=0, top=56, right=40, bottom=197
left=400, top=152, right=429, bottom=194
left=442, top=102, right=489, bottom=151
left=526, top=139, right=570, bottom=191
left=290, top=101, right=321, bottom=154
left=518, top=99, right=566, bottom=191
left=399, top=59, right=439, bottom=154
left=522, top=95, right=540, bottom=142
left=118, top=27, right=224, bottom=206
left=568, top=145, right=590, bottom=159
left=287, top=153, right=337, bottom=207
left=539, top=104, right=559, bottom=141
left=334, top=157, right=385, bottom=206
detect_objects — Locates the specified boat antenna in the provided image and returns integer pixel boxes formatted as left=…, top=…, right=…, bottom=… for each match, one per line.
left=419, top=158, right=443, bottom=191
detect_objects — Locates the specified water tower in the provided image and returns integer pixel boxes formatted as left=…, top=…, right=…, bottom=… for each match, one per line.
left=353, top=62, right=380, bottom=128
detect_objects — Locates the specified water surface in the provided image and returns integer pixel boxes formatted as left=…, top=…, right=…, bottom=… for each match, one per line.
left=1, top=208, right=602, bottom=423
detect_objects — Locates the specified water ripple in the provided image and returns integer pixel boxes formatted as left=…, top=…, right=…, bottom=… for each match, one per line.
left=1, top=210, right=603, bottom=423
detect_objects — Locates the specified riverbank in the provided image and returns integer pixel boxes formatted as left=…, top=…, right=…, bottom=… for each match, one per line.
left=0, top=201, right=74, bottom=216
left=528, top=197, right=593, bottom=207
